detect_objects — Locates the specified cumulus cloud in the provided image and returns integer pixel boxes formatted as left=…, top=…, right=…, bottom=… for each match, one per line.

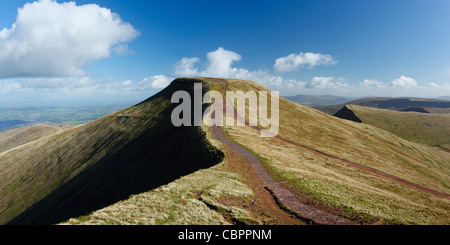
left=391, top=75, right=417, bottom=87
left=174, top=47, right=242, bottom=78
left=359, top=79, right=387, bottom=88
left=146, top=75, right=172, bottom=89
left=358, top=76, right=418, bottom=89
left=0, top=0, right=139, bottom=78
left=274, top=52, right=337, bottom=72
left=111, top=75, right=173, bottom=91
left=174, top=47, right=288, bottom=88
left=174, top=57, right=200, bottom=77
left=204, top=47, right=242, bottom=77
left=305, top=76, right=348, bottom=89
left=0, top=81, right=22, bottom=94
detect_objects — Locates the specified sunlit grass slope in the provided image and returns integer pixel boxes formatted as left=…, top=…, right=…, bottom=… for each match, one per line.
left=345, top=104, right=450, bottom=150
left=222, top=79, right=450, bottom=224
left=0, top=124, right=67, bottom=154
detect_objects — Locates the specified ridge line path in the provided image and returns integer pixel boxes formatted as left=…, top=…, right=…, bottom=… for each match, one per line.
left=209, top=78, right=358, bottom=225
left=211, top=78, right=450, bottom=200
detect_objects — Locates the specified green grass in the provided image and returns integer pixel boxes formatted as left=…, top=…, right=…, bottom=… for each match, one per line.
left=60, top=164, right=254, bottom=225
left=219, top=78, right=450, bottom=225
left=348, top=104, right=450, bottom=150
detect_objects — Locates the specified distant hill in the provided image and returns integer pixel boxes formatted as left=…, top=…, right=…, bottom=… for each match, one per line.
left=334, top=104, right=450, bottom=150
left=283, top=94, right=354, bottom=106
left=0, top=124, right=68, bottom=154
left=313, top=97, right=450, bottom=115
left=437, top=96, right=450, bottom=100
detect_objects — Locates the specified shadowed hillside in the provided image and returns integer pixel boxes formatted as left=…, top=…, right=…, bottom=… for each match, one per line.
left=1, top=78, right=223, bottom=225
left=333, top=105, right=362, bottom=123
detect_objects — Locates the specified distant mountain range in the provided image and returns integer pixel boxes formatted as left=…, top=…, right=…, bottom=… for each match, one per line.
left=283, top=94, right=450, bottom=109
left=313, top=97, right=450, bottom=115
left=283, top=94, right=356, bottom=106
left=437, top=96, right=450, bottom=100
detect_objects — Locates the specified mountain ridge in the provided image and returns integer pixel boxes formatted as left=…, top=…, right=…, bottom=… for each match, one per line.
left=2, top=78, right=224, bottom=225
left=1, top=78, right=449, bottom=225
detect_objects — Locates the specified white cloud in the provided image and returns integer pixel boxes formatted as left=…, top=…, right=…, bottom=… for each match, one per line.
left=0, top=0, right=139, bottom=78
left=274, top=52, right=337, bottom=72
left=4, top=42, right=449, bottom=103
left=359, top=79, right=387, bottom=88
left=110, top=75, right=173, bottom=91
left=307, top=76, right=348, bottom=89
left=174, top=47, right=288, bottom=88
left=204, top=47, right=241, bottom=77
left=174, top=47, right=242, bottom=78
left=147, top=75, right=172, bottom=89
left=0, top=81, right=22, bottom=94
left=16, top=76, right=96, bottom=89
left=391, top=75, right=417, bottom=87
left=174, top=57, right=200, bottom=77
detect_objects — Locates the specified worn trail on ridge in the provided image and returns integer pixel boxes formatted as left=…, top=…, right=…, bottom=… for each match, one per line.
left=210, top=78, right=357, bottom=225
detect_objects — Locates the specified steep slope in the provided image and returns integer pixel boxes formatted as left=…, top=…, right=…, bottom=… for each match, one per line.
left=342, top=104, right=450, bottom=150
left=0, top=124, right=67, bottom=154
left=61, top=78, right=449, bottom=225
left=0, top=78, right=223, bottom=225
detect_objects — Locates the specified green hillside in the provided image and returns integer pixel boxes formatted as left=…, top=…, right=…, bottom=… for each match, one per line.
left=339, top=104, right=450, bottom=150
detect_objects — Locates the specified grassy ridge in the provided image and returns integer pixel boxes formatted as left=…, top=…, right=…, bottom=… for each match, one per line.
left=222, top=78, right=450, bottom=224
left=0, top=124, right=68, bottom=154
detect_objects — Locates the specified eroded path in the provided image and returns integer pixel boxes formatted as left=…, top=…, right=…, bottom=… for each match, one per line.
left=209, top=78, right=357, bottom=225
left=212, top=125, right=356, bottom=225
left=208, top=77, right=449, bottom=225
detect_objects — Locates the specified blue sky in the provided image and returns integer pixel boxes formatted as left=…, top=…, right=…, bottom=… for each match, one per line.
left=1, top=0, right=450, bottom=105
